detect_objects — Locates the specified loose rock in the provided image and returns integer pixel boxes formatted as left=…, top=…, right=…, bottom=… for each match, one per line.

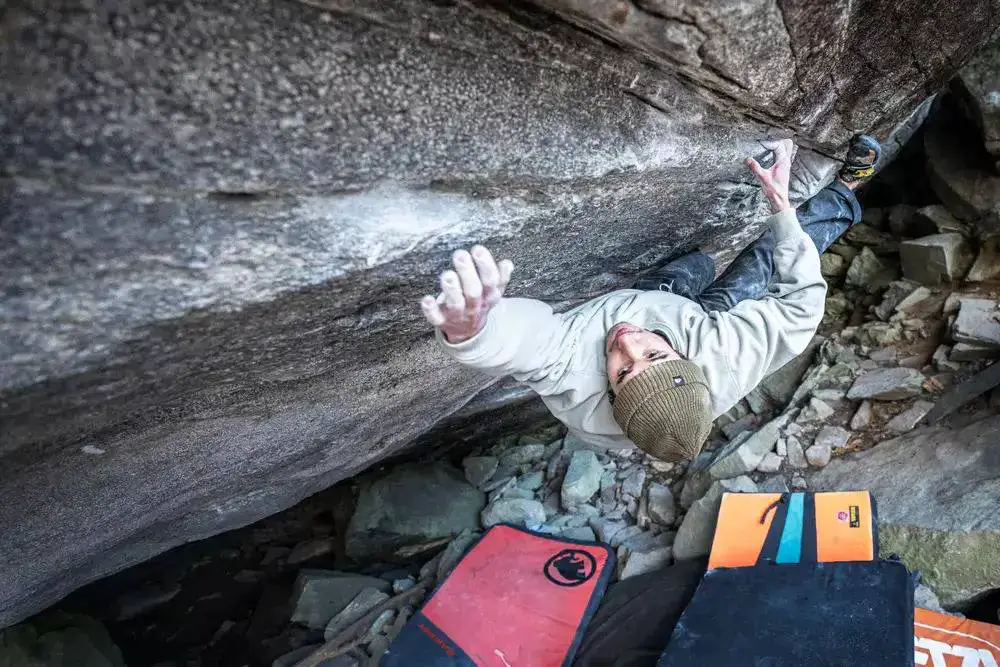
left=463, top=456, right=498, bottom=488
left=845, top=247, right=897, bottom=292
left=757, top=452, right=783, bottom=473
left=874, top=281, right=919, bottom=321
left=291, top=571, right=391, bottom=630
left=805, top=443, right=832, bottom=468
left=899, top=233, right=974, bottom=285
left=561, top=451, right=603, bottom=508
left=646, top=483, right=676, bottom=526
left=287, top=538, right=335, bottom=566
left=710, top=414, right=787, bottom=479
left=561, top=526, right=597, bottom=542
left=674, top=476, right=756, bottom=560
left=886, top=400, right=935, bottom=433
left=850, top=401, right=872, bottom=430
left=813, top=426, right=851, bottom=451
left=846, top=367, right=925, bottom=401
left=346, top=464, right=485, bottom=560
left=323, top=587, right=390, bottom=640
left=798, top=397, right=834, bottom=423
left=500, top=444, right=546, bottom=467
left=517, top=471, right=544, bottom=491
left=620, top=547, right=673, bottom=579
left=785, top=435, right=808, bottom=470
left=894, top=286, right=934, bottom=314
left=952, top=298, right=1000, bottom=348
left=590, top=519, right=628, bottom=544
left=620, top=466, right=646, bottom=499
left=966, top=238, right=1000, bottom=282
left=481, top=498, right=546, bottom=528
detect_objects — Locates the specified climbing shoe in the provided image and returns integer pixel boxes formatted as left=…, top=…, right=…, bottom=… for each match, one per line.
left=838, top=133, right=881, bottom=184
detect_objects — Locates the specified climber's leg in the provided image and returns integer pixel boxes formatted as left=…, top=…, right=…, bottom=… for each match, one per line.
left=693, top=135, right=878, bottom=313
left=633, top=251, right=716, bottom=301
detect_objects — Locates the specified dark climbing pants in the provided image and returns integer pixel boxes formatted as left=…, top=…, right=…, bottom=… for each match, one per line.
left=635, top=181, right=862, bottom=312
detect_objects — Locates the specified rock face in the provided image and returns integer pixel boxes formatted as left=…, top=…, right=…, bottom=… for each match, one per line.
left=956, top=31, right=1000, bottom=164
left=812, top=413, right=1000, bottom=607
left=1, top=0, right=997, bottom=628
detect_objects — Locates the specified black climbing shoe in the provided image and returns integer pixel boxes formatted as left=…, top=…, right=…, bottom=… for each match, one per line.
left=838, top=133, right=881, bottom=184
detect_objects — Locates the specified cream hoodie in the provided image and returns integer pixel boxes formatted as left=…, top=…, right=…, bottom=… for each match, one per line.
left=437, top=209, right=826, bottom=450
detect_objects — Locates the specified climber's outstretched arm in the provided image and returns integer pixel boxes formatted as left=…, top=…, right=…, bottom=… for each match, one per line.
left=420, top=246, right=569, bottom=389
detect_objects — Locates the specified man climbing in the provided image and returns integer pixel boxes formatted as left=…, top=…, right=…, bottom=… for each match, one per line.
left=419, top=136, right=880, bottom=462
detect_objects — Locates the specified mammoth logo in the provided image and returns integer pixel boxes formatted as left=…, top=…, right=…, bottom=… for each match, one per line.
left=544, top=549, right=597, bottom=587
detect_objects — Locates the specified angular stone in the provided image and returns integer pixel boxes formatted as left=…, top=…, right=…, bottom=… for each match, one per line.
left=323, top=587, right=390, bottom=640
left=620, top=466, right=647, bottom=499
left=886, top=400, right=935, bottom=433
left=679, top=471, right=713, bottom=510
left=620, top=546, right=673, bottom=579
left=500, top=444, right=546, bottom=467
left=952, top=298, right=1000, bottom=348
left=899, top=233, right=974, bottom=285
left=966, top=238, right=1000, bottom=282
left=590, top=519, right=628, bottom=545
left=481, top=498, right=546, bottom=529
left=913, top=584, right=948, bottom=615
left=950, top=342, right=999, bottom=361
left=820, top=253, right=847, bottom=280
left=286, top=538, right=335, bottom=567
left=674, top=477, right=756, bottom=561
left=758, top=477, right=790, bottom=493
left=924, top=110, right=1000, bottom=221
left=609, top=525, right=644, bottom=549
left=775, top=437, right=787, bottom=457
left=710, top=414, right=787, bottom=479
left=561, top=451, right=603, bottom=508
left=873, top=281, right=919, bottom=321
left=756, top=336, right=825, bottom=406
left=721, top=414, right=760, bottom=440
left=346, top=464, right=485, bottom=560
left=463, top=456, right=499, bottom=488
left=647, top=483, right=676, bottom=526
left=436, top=530, right=480, bottom=582
left=290, top=571, right=391, bottom=630
left=850, top=401, right=873, bottom=430
left=845, top=247, right=898, bottom=292
left=797, top=397, right=834, bottom=423
left=812, top=412, right=1000, bottom=606
left=786, top=435, right=808, bottom=470
left=846, top=367, right=925, bottom=401
left=914, top=204, right=969, bottom=235
left=517, top=471, right=545, bottom=491
left=844, top=224, right=899, bottom=253
left=813, top=426, right=850, bottom=451
left=894, top=286, right=934, bottom=314
left=757, top=452, right=783, bottom=473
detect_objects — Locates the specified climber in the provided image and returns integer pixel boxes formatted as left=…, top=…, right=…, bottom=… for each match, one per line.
left=419, top=135, right=880, bottom=462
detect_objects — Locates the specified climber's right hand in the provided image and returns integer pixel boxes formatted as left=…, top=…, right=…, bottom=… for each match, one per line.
left=420, top=245, right=514, bottom=344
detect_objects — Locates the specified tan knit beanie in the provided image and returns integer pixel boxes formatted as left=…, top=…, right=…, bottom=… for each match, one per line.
left=612, top=359, right=713, bottom=462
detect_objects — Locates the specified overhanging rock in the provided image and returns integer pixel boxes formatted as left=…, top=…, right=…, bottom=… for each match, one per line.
left=1, top=0, right=997, bottom=628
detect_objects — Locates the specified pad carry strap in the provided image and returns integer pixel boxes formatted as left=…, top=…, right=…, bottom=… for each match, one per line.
left=756, top=493, right=818, bottom=565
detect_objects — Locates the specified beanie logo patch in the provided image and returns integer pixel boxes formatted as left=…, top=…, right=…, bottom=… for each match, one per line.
left=673, top=376, right=686, bottom=386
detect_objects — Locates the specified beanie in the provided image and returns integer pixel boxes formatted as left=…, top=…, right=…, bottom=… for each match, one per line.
left=612, top=359, right=713, bottom=462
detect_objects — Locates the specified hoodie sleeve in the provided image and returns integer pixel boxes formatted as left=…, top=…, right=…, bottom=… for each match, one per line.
left=715, top=208, right=827, bottom=398
left=435, top=297, right=571, bottom=394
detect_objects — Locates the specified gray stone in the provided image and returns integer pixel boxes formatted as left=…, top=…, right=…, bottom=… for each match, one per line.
left=287, top=538, right=335, bottom=566
left=951, top=342, right=1000, bottom=361
left=844, top=224, right=899, bottom=253
left=323, top=587, right=390, bottom=640
left=481, top=498, right=546, bottom=529
left=562, top=451, right=603, bottom=508
left=775, top=437, right=788, bottom=457
left=966, top=238, right=1000, bottom=282
left=813, top=426, right=851, bottom=451
left=899, top=234, right=974, bottom=285
left=620, top=466, right=647, bottom=499
left=436, top=530, right=480, bottom=582
left=820, top=253, right=847, bottom=281
left=463, top=456, right=499, bottom=488
left=791, top=474, right=808, bottom=490
left=500, top=487, right=535, bottom=501
left=392, top=578, right=416, bottom=594
left=674, top=477, right=756, bottom=561
left=710, top=414, right=787, bottom=479
left=845, top=247, right=897, bottom=293
left=797, top=397, right=835, bottom=423
left=620, top=547, right=673, bottom=580
left=590, top=519, right=628, bottom=545
left=679, top=471, right=713, bottom=510
left=500, top=445, right=546, bottom=467
left=1, top=0, right=995, bottom=628
left=273, top=645, right=323, bottom=667
left=290, top=571, right=391, bottom=630
left=346, top=464, right=485, bottom=560
left=561, top=526, right=597, bottom=542
left=873, top=281, right=919, bottom=321
left=913, top=584, right=947, bottom=615
left=721, top=414, right=760, bottom=440
left=894, top=286, right=934, bottom=314
left=952, top=298, right=1000, bottom=348
left=714, top=401, right=751, bottom=430
left=924, top=108, right=1000, bottom=222
left=812, top=412, right=1000, bottom=606
left=758, top=477, right=790, bottom=493
left=887, top=204, right=920, bottom=236
left=886, top=400, right=935, bottom=433
left=914, top=204, right=969, bottom=235
left=745, top=388, right=773, bottom=415
left=786, top=435, right=808, bottom=470
left=846, top=367, right=925, bottom=401
left=804, top=443, right=832, bottom=468
left=756, top=336, right=825, bottom=406
left=609, top=525, right=645, bottom=549
left=517, top=471, right=545, bottom=492
left=486, top=477, right=519, bottom=503
left=646, top=483, right=676, bottom=526
left=850, top=401, right=873, bottom=430
left=757, top=452, right=783, bottom=473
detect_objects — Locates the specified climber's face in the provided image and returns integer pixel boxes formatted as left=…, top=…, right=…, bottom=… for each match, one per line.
left=606, top=323, right=683, bottom=394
